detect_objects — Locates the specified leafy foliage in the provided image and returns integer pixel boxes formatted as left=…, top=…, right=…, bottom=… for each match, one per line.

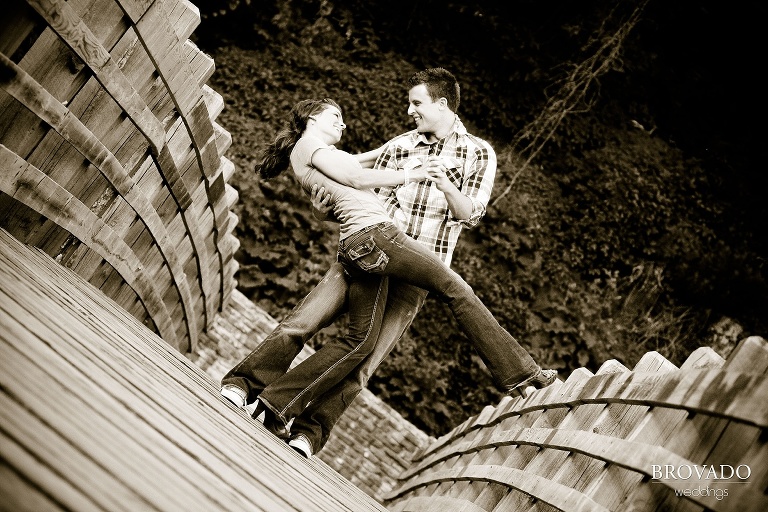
left=195, top=0, right=767, bottom=436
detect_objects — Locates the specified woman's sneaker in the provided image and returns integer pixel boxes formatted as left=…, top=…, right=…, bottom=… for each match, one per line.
left=506, top=368, right=558, bottom=398
left=220, top=388, right=268, bottom=424
left=288, top=434, right=313, bottom=458
left=220, top=386, right=246, bottom=407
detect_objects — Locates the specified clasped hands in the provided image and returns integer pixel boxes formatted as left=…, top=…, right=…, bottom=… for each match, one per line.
left=403, top=155, right=457, bottom=190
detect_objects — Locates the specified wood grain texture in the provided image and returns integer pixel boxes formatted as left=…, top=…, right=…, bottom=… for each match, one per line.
left=2, top=0, right=237, bottom=350
left=388, top=342, right=768, bottom=512
left=0, top=227, right=386, bottom=512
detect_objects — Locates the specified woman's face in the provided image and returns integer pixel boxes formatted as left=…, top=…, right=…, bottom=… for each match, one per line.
left=311, top=105, right=346, bottom=144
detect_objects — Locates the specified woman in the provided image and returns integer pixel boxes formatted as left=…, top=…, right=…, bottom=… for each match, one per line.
left=231, top=98, right=556, bottom=454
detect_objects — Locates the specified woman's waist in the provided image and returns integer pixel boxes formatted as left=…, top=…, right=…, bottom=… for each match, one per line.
left=339, top=221, right=398, bottom=246
left=338, top=207, right=393, bottom=239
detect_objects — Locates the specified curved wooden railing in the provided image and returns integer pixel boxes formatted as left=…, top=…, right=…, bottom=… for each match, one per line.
left=385, top=337, right=768, bottom=512
left=0, top=0, right=238, bottom=352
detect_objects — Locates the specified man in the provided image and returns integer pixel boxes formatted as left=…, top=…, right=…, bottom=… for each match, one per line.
left=221, top=68, right=556, bottom=457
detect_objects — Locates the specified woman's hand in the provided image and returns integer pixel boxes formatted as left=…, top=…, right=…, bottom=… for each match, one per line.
left=401, top=156, right=459, bottom=186
left=401, top=157, right=429, bottom=184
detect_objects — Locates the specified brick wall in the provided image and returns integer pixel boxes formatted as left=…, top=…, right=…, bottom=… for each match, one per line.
left=190, top=290, right=433, bottom=502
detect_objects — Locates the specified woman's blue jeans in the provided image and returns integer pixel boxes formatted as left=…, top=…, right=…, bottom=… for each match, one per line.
left=256, top=264, right=389, bottom=428
left=222, top=224, right=540, bottom=450
left=336, top=222, right=538, bottom=389
left=221, top=262, right=427, bottom=452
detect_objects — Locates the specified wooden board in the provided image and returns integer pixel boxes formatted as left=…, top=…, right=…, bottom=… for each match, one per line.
left=0, top=227, right=386, bottom=512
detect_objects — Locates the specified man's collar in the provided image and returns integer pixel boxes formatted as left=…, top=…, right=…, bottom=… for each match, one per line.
left=412, top=115, right=466, bottom=145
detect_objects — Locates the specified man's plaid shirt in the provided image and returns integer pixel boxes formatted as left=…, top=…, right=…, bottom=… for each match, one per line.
left=374, top=117, right=497, bottom=267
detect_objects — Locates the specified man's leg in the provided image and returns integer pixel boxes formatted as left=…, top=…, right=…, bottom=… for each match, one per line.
left=221, top=262, right=349, bottom=405
left=288, top=280, right=428, bottom=453
left=342, top=224, right=540, bottom=387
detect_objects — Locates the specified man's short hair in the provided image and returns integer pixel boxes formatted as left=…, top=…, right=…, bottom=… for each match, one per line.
left=408, top=68, right=460, bottom=113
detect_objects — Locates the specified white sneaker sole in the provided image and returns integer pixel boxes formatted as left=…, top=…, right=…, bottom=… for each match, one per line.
left=220, top=387, right=245, bottom=407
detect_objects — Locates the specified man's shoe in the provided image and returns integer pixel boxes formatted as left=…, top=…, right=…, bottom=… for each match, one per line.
left=506, top=368, right=558, bottom=398
left=221, top=388, right=289, bottom=438
left=288, top=434, right=313, bottom=458
left=245, top=400, right=263, bottom=420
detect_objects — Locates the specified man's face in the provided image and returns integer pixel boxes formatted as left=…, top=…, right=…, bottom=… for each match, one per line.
left=408, top=84, right=443, bottom=134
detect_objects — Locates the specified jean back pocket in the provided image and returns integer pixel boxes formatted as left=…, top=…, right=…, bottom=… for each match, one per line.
left=345, top=235, right=389, bottom=273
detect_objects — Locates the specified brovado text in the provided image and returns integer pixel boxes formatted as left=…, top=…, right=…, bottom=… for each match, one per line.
left=652, top=464, right=751, bottom=481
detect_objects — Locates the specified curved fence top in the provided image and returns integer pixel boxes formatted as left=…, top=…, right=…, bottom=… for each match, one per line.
left=385, top=338, right=768, bottom=512
left=0, top=0, right=239, bottom=352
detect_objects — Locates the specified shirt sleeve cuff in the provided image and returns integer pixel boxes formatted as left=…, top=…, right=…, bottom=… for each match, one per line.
left=446, top=197, right=486, bottom=228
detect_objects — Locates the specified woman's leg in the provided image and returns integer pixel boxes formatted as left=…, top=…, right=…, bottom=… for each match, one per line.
left=339, top=223, right=540, bottom=388
left=257, top=272, right=389, bottom=427
left=289, top=281, right=429, bottom=453
left=221, top=262, right=349, bottom=404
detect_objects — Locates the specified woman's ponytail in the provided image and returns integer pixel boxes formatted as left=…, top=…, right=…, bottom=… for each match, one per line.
left=253, top=125, right=299, bottom=179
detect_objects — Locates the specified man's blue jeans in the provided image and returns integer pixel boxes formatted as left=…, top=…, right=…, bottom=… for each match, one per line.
left=337, top=223, right=539, bottom=387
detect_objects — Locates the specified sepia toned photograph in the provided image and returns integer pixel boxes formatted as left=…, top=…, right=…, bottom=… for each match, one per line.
left=1, top=0, right=765, bottom=510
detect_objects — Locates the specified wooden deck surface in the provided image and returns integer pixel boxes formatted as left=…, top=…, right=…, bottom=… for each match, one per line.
left=0, top=228, right=388, bottom=512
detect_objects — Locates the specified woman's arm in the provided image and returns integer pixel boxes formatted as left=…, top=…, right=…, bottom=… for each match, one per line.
left=312, top=147, right=425, bottom=189
left=354, top=144, right=386, bottom=169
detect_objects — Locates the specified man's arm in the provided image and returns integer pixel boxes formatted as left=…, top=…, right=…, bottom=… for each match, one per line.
left=310, top=142, right=401, bottom=220
left=444, top=142, right=497, bottom=228
left=354, top=144, right=386, bottom=169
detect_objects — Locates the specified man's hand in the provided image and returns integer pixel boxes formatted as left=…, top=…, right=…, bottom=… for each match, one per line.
left=310, top=184, right=335, bottom=221
left=424, top=156, right=455, bottom=192
left=423, top=156, right=473, bottom=220
left=310, top=184, right=332, bottom=212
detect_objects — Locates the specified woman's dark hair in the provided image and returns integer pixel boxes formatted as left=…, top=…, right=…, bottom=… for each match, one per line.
left=407, top=67, right=460, bottom=113
left=255, top=98, right=341, bottom=179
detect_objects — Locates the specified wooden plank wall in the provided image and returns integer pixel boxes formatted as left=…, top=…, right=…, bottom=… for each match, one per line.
left=384, top=341, right=768, bottom=511
left=0, top=227, right=388, bottom=512
left=0, top=0, right=239, bottom=353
